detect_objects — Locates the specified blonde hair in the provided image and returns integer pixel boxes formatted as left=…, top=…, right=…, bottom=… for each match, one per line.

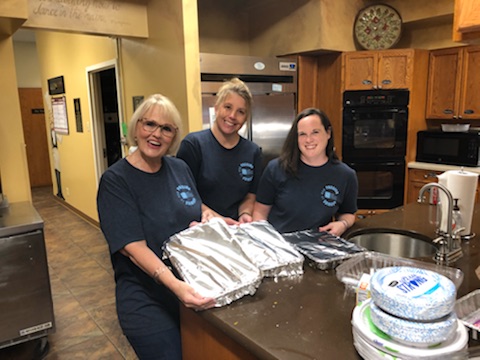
left=215, top=78, right=253, bottom=122
left=127, top=94, right=183, bottom=155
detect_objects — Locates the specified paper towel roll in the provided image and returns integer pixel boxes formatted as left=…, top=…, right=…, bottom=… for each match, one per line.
left=438, top=170, right=479, bottom=236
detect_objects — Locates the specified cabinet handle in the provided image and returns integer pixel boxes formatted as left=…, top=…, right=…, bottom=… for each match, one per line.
left=423, top=172, right=438, bottom=179
left=381, top=79, right=392, bottom=85
left=464, top=109, right=474, bottom=114
left=362, top=80, right=372, bottom=85
left=443, top=109, right=454, bottom=114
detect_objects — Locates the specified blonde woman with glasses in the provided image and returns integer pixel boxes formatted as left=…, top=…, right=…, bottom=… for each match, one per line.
left=97, top=94, right=224, bottom=360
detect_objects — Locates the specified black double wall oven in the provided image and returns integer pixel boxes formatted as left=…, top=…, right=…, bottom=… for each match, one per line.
left=342, top=89, right=409, bottom=210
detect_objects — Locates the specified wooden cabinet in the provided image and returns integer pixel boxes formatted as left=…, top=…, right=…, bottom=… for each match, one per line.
left=407, top=168, right=480, bottom=204
left=426, top=46, right=480, bottom=120
left=454, top=0, right=480, bottom=43
left=406, top=168, right=443, bottom=204
left=343, top=49, right=415, bottom=91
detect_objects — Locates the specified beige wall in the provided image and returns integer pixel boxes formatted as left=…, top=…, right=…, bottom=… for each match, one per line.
left=0, top=35, right=31, bottom=203
left=13, top=40, right=41, bottom=87
left=36, top=31, right=117, bottom=220
left=2, top=0, right=470, bottom=219
left=32, top=0, right=202, bottom=221
left=120, top=0, right=202, bottom=135
left=199, top=0, right=461, bottom=56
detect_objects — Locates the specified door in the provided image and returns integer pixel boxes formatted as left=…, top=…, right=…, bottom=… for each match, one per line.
left=459, top=46, right=480, bottom=119
left=426, top=48, right=463, bottom=119
left=377, top=50, right=412, bottom=90
left=346, top=161, right=405, bottom=209
left=342, top=106, right=408, bottom=161
left=18, top=88, right=52, bottom=187
left=87, top=60, right=124, bottom=184
left=343, top=52, right=377, bottom=91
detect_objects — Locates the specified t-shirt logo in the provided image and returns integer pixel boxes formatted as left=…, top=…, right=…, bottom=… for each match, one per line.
left=176, top=185, right=196, bottom=206
left=321, top=185, right=339, bottom=207
left=238, top=162, right=254, bottom=182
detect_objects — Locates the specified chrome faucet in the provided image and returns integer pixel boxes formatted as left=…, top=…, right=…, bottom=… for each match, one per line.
left=418, top=182, right=463, bottom=265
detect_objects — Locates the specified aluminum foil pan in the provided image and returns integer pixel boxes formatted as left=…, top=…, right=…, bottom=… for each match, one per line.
left=282, top=229, right=366, bottom=270
left=164, top=218, right=262, bottom=307
left=232, top=221, right=304, bottom=278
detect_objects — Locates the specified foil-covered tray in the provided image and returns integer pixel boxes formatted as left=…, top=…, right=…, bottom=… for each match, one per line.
left=233, top=221, right=304, bottom=278
left=164, top=219, right=304, bottom=307
left=282, top=229, right=366, bottom=270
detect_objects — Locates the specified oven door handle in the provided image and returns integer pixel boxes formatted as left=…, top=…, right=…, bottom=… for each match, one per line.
left=349, top=108, right=404, bottom=114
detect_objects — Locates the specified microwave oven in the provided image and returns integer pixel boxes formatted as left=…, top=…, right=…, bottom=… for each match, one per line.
left=416, top=130, right=480, bottom=167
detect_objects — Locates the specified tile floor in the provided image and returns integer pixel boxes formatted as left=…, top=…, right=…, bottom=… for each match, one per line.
left=0, top=186, right=137, bottom=359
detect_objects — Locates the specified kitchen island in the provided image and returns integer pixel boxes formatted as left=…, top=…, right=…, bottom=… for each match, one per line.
left=180, top=203, right=480, bottom=359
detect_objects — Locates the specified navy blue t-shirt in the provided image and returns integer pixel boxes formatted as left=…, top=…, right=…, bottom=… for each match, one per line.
left=176, top=129, right=262, bottom=219
left=256, top=158, right=358, bottom=233
left=97, top=156, right=201, bottom=336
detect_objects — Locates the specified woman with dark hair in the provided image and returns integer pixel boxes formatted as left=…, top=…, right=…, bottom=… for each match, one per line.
left=253, top=108, right=358, bottom=236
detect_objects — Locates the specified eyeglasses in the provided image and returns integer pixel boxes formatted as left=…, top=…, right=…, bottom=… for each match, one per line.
left=138, top=118, right=177, bottom=138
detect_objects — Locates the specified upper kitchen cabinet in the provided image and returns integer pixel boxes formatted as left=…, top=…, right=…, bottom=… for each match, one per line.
left=426, top=46, right=480, bottom=120
left=342, top=49, right=416, bottom=91
left=453, top=0, right=480, bottom=43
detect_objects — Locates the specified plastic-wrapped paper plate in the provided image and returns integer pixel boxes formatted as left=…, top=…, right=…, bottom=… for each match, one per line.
left=370, top=266, right=457, bottom=321
left=282, top=229, right=365, bottom=270
left=352, top=299, right=468, bottom=359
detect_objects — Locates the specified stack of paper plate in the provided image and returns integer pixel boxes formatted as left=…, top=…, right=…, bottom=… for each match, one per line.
left=352, top=300, right=469, bottom=359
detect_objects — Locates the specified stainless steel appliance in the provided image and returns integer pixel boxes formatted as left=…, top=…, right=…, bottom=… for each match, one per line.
left=0, top=202, right=55, bottom=351
left=342, top=90, right=410, bottom=209
left=416, top=130, right=480, bottom=167
left=200, top=53, right=297, bottom=169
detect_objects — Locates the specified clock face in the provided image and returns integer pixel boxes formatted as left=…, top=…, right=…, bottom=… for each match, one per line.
left=354, top=4, right=402, bottom=50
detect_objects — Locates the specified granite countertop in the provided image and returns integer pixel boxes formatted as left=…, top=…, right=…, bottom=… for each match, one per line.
left=195, top=203, right=480, bottom=359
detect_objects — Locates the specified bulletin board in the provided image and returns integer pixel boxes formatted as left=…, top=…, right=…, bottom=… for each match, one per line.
left=52, top=96, right=69, bottom=135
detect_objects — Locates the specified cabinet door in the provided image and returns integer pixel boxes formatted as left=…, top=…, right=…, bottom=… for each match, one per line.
left=458, top=46, right=480, bottom=119
left=377, top=50, right=412, bottom=89
left=426, top=48, right=463, bottom=119
left=343, top=52, right=377, bottom=90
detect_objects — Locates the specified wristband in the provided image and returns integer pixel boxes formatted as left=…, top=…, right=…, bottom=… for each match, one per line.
left=153, top=266, right=166, bottom=284
left=340, top=219, right=349, bottom=230
left=239, top=211, right=252, bottom=218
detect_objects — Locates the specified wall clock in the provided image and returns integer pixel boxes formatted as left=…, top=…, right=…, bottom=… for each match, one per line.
left=354, top=4, right=402, bottom=50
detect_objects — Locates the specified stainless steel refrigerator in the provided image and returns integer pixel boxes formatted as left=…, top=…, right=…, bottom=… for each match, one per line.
left=200, top=53, right=298, bottom=169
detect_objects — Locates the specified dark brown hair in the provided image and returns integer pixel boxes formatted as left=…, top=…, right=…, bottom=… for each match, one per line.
left=279, top=108, right=339, bottom=176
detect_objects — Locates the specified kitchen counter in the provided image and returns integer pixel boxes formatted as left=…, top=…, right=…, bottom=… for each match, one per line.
left=181, top=203, right=480, bottom=360
left=408, top=161, right=480, bottom=175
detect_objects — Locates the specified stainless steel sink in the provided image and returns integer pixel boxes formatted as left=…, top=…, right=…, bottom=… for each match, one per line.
left=346, top=229, right=437, bottom=258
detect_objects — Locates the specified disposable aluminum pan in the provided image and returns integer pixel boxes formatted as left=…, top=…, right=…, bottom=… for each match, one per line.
left=455, top=289, right=480, bottom=341
left=232, top=221, right=304, bottom=278
left=282, top=229, right=366, bottom=270
left=164, top=218, right=262, bottom=307
left=164, top=219, right=304, bottom=307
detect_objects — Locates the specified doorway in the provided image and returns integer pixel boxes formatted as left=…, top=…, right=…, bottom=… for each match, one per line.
left=87, top=60, right=124, bottom=185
